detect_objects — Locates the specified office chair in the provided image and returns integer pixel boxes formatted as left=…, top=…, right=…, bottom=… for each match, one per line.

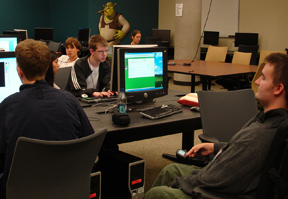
left=251, top=62, right=265, bottom=95
left=238, top=45, right=259, bottom=65
left=204, top=46, right=228, bottom=90
left=232, top=51, right=252, bottom=65
left=258, top=50, right=287, bottom=67
left=54, top=66, right=72, bottom=89
left=197, top=89, right=258, bottom=143
left=192, top=117, right=288, bottom=199
left=6, top=128, right=107, bottom=199
left=47, top=41, right=61, bottom=52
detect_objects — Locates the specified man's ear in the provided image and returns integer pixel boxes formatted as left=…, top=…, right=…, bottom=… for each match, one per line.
left=89, top=49, right=94, bottom=54
left=17, top=66, right=24, bottom=79
left=274, top=83, right=285, bottom=96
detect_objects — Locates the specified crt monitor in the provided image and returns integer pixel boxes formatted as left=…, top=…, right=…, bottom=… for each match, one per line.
left=78, top=28, right=91, bottom=42
left=110, top=44, right=158, bottom=92
left=0, top=52, right=22, bottom=103
left=0, top=35, right=19, bottom=51
left=152, top=29, right=171, bottom=42
left=234, top=32, right=258, bottom=47
left=116, top=46, right=168, bottom=103
left=14, top=29, right=28, bottom=41
left=34, top=28, right=53, bottom=41
left=203, top=31, right=219, bottom=45
left=3, top=30, right=26, bottom=42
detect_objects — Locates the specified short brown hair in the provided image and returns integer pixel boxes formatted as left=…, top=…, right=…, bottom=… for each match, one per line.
left=264, top=52, right=288, bottom=101
left=15, top=39, right=51, bottom=81
left=88, top=35, right=108, bottom=51
left=65, top=37, right=81, bottom=56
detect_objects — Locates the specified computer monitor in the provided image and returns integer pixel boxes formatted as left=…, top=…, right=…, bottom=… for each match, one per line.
left=3, top=30, right=26, bottom=42
left=78, top=28, right=91, bottom=43
left=152, top=29, right=171, bottom=42
left=203, top=31, right=219, bottom=46
left=0, top=52, right=22, bottom=103
left=116, top=46, right=168, bottom=103
left=110, top=45, right=158, bottom=92
left=34, top=28, right=53, bottom=41
left=234, top=32, right=258, bottom=47
left=14, top=29, right=28, bottom=41
left=0, top=35, right=19, bottom=51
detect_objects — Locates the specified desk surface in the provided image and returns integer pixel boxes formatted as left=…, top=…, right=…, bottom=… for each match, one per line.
left=83, top=90, right=201, bottom=149
left=168, top=59, right=258, bottom=77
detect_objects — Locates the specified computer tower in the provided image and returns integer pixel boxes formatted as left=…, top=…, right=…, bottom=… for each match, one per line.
left=99, top=150, right=145, bottom=199
left=90, top=171, right=101, bottom=199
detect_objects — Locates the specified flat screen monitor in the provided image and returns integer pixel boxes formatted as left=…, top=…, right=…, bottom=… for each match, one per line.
left=34, top=28, right=53, bottom=41
left=78, top=28, right=91, bottom=42
left=152, top=29, right=171, bottom=42
left=110, top=44, right=158, bottom=92
left=3, top=30, right=26, bottom=42
left=0, top=35, right=19, bottom=51
left=203, top=31, right=219, bottom=45
left=0, top=52, right=22, bottom=103
left=117, top=46, right=168, bottom=103
left=234, top=32, right=258, bottom=47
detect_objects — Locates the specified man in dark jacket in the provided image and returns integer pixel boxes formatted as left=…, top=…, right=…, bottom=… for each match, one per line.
left=65, top=35, right=114, bottom=97
left=0, top=39, right=95, bottom=198
left=144, top=53, right=288, bottom=198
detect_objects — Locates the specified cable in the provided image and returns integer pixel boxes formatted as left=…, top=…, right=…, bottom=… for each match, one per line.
left=183, top=0, right=213, bottom=66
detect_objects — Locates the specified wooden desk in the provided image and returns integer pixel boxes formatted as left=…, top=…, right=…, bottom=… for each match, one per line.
left=168, top=59, right=258, bottom=92
left=83, top=90, right=202, bottom=150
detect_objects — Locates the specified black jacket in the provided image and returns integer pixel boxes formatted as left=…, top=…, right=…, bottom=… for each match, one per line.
left=65, top=54, right=111, bottom=97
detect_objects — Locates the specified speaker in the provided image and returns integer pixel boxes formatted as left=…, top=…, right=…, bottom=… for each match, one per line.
left=99, top=150, right=145, bottom=199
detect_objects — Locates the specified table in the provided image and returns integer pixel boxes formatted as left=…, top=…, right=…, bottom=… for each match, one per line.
left=168, top=59, right=259, bottom=92
left=83, top=90, right=202, bottom=150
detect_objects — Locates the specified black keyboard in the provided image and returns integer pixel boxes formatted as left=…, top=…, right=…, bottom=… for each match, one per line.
left=79, top=95, right=118, bottom=103
left=140, top=104, right=183, bottom=119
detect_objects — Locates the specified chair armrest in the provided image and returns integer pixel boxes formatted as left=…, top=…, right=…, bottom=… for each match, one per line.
left=198, top=134, right=219, bottom=143
left=193, top=187, right=256, bottom=199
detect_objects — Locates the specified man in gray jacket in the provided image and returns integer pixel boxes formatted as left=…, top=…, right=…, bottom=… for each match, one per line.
left=144, top=53, right=288, bottom=198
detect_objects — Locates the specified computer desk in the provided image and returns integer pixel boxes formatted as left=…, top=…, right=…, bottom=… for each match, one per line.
left=82, top=89, right=202, bottom=150
left=168, top=59, right=259, bottom=92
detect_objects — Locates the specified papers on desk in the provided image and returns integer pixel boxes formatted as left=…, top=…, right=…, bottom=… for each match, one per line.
left=177, top=93, right=199, bottom=107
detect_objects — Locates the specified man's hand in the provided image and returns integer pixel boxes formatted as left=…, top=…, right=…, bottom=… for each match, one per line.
left=186, top=143, right=214, bottom=157
left=93, top=90, right=116, bottom=98
left=114, top=30, right=125, bottom=40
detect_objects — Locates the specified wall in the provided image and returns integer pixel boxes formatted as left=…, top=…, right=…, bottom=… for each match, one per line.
left=159, top=0, right=288, bottom=51
left=0, top=0, right=159, bottom=45
left=0, top=0, right=50, bottom=39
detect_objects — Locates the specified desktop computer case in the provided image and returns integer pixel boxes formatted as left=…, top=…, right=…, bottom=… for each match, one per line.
left=99, top=150, right=145, bottom=199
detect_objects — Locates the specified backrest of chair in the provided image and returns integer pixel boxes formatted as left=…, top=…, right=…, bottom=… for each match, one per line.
left=6, top=128, right=107, bottom=199
left=197, top=89, right=258, bottom=142
left=238, top=45, right=259, bottom=65
left=205, top=46, right=228, bottom=62
left=54, top=66, right=71, bottom=89
left=232, top=51, right=252, bottom=65
left=251, top=62, right=266, bottom=95
left=258, top=50, right=287, bottom=66
left=48, top=41, right=61, bottom=52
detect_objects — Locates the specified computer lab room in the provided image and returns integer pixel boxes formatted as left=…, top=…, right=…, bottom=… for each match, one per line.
left=0, top=0, right=288, bottom=198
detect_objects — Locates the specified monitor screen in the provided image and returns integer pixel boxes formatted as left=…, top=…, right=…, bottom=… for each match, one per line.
left=203, top=31, right=219, bottom=45
left=110, top=45, right=158, bottom=92
left=234, top=32, right=258, bottom=47
left=0, top=52, right=22, bottom=103
left=0, top=35, right=19, bottom=51
left=78, top=28, right=91, bottom=42
left=3, top=30, right=26, bottom=42
left=152, top=29, right=171, bottom=42
left=34, top=28, right=53, bottom=41
left=117, top=47, right=168, bottom=103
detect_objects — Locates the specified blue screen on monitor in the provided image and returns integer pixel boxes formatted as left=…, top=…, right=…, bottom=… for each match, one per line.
left=0, top=36, right=18, bottom=51
left=0, top=52, right=22, bottom=103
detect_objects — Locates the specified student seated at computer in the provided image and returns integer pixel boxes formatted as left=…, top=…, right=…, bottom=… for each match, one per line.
left=45, top=50, right=60, bottom=88
left=58, top=37, right=81, bottom=68
left=0, top=39, right=95, bottom=198
left=131, top=30, right=141, bottom=45
left=144, top=53, right=288, bottom=199
left=65, top=35, right=114, bottom=97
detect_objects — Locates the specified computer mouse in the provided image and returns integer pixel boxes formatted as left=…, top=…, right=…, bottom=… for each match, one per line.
left=81, top=94, right=88, bottom=98
left=190, top=106, right=200, bottom=112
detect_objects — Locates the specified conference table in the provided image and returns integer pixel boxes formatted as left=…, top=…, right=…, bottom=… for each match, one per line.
left=82, top=89, right=202, bottom=150
left=168, top=59, right=259, bottom=93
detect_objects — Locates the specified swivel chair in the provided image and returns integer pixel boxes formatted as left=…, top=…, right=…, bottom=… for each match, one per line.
left=238, top=45, right=259, bottom=65
left=54, top=66, right=72, bottom=89
left=258, top=50, right=287, bottom=67
left=48, top=41, right=61, bottom=52
left=6, top=128, right=107, bottom=199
